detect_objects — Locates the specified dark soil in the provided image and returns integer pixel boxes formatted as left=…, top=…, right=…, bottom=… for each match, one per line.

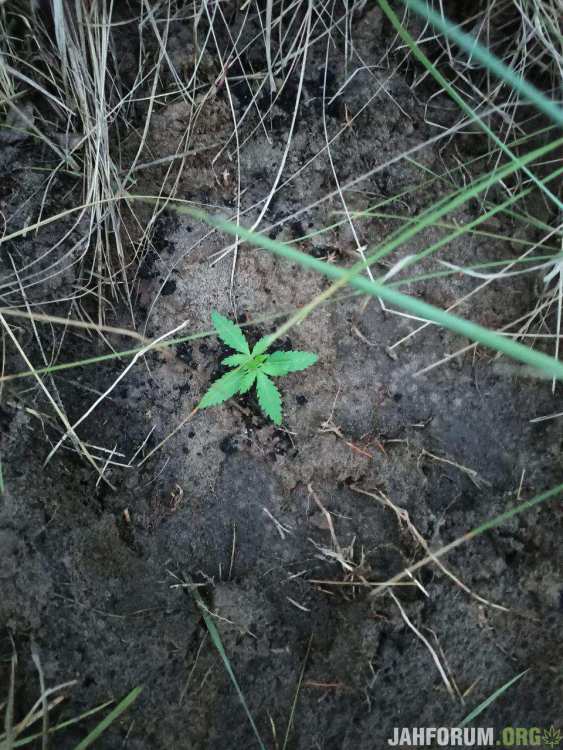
left=1, top=4, right=562, bottom=749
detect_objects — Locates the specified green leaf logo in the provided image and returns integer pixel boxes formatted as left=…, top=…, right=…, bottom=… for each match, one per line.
left=198, top=311, right=317, bottom=424
left=544, top=727, right=561, bottom=748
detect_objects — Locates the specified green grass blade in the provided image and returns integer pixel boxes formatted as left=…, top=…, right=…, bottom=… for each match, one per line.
left=72, top=686, right=142, bottom=750
left=242, top=241, right=563, bottom=378
left=190, top=586, right=267, bottom=750
left=364, top=482, right=563, bottom=594
left=387, top=163, right=563, bottom=276
left=468, top=485, right=563, bottom=538
left=358, top=136, right=563, bottom=270
left=4, top=653, right=16, bottom=750
left=379, top=0, right=563, bottom=212
left=459, top=670, right=528, bottom=727
left=402, top=0, right=563, bottom=126
left=0, top=335, right=211, bottom=383
left=10, top=701, right=114, bottom=748
left=282, top=635, right=313, bottom=750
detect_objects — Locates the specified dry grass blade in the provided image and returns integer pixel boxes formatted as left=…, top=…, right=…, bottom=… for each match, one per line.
left=352, top=485, right=509, bottom=612
left=3, top=652, right=17, bottom=750
left=389, top=590, right=458, bottom=701
left=368, top=482, right=563, bottom=597
left=0, top=663, right=78, bottom=748
left=43, top=319, right=190, bottom=466
left=0, top=311, right=110, bottom=485
left=0, top=309, right=151, bottom=343
left=30, top=647, right=47, bottom=750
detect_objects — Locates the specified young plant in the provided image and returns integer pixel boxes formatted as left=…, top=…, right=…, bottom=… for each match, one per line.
left=198, top=311, right=317, bottom=425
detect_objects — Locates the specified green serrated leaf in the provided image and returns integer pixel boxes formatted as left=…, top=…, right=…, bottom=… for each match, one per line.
left=199, top=369, right=245, bottom=409
left=262, top=350, right=318, bottom=376
left=222, top=353, right=248, bottom=367
left=251, top=335, right=274, bottom=356
left=256, top=372, right=282, bottom=424
left=211, top=311, right=250, bottom=354
left=239, top=370, right=257, bottom=394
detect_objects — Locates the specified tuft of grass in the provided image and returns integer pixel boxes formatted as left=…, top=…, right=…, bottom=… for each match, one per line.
left=399, top=0, right=563, bottom=150
left=379, top=0, right=563, bottom=213
left=401, top=0, right=563, bottom=126
left=0, top=653, right=141, bottom=750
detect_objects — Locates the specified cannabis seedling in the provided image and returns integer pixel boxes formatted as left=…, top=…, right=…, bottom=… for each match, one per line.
left=198, top=311, right=317, bottom=425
